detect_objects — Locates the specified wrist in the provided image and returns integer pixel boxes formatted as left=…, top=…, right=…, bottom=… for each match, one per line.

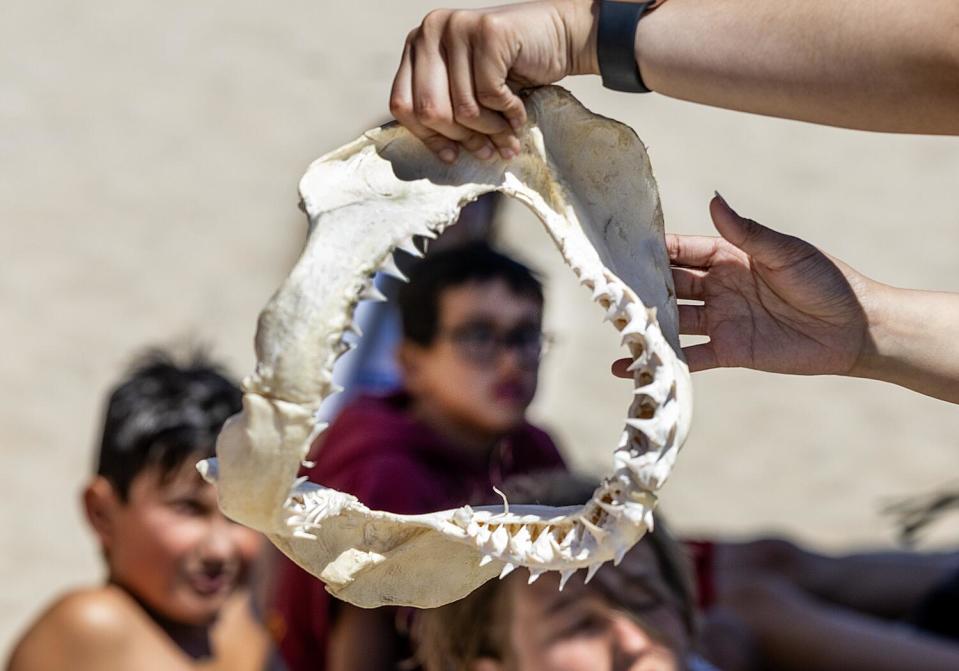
left=565, top=0, right=601, bottom=76
left=850, top=282, right=959, bottom=403
left=849, top=280, right=904, bottom=382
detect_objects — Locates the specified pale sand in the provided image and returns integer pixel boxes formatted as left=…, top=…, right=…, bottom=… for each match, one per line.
left=3, top=0, right=959, bottom=656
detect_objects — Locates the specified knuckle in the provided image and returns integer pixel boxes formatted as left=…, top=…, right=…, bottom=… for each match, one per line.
left=666, top=236, right=679, bottom=259
left=476, top=12, right=504, bottom=39
left=476, top=86, right=508, bottom=107
left=461, top=134, right=487, bottom=151
left=489, top=129, right=517, bottom=146
left=423, top=137, right=453, bottom=154
left=421, top=9, right=451, bottom=36
left=742, top=218, right=763, bottom=241
left=415, top=99, right=449, bottom=125
left=709, top=237, right=723, bottom=262
left=453, top=101, right=481, bottom=122
left=443, top=9, right=470, bottom=36
left=771, top=231, right=811, bottom=261
left=389, top=95, right=413, bottom=119
left=446, top=9, right=474, bottom=34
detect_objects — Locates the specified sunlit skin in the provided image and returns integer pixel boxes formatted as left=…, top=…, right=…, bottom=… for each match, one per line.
left=91, top=460, right=262, bottom=626
left=400, top=279, right=543, bottom=455
left=7, top=459, right=267, bottom=671
left=483, top=542, right=688, bottom=671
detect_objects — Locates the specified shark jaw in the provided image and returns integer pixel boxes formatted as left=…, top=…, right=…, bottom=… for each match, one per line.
left=198, top=86, right=692, bottom=609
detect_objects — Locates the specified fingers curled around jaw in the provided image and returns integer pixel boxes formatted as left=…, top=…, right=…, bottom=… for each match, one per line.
left=670, top=267, right=707, bottom=301
left=681, top=343, right=719, bottom=373
left=394, top=26, right=484, bottom=163
left=665, top=233, right=722, bottom=269
left=611, top=358, right=633, bottom=378
left=678, top=305, right=708, bottom=336
left=472, top=55, right=526, bottom=153
left=445, top=38, right=506, bottom=160
left=390, top=33, right=460, bottom=161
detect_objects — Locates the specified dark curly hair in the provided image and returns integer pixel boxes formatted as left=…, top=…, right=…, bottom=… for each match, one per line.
left=94, top=347, right=241, bottom=499
left=397, top=241, right=543, bottom=346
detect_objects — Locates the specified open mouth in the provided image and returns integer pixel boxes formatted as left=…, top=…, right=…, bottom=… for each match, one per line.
left=188, top=571, right=230, bottom=597
left=186, top=561, right=237, bottom=597
left=198, top=86, right=692, bottom=609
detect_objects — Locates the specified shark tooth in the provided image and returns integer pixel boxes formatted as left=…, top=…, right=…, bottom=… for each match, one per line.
left=508, top=524, right=532, bottom=554
left=378, top=254, right=408, bottom=282
left=499, top=562, right=517, bottom=579
left=359, top=283, right=388, bottom=302
left=558, top=569, right=576, bottom=591
left=614, top=546, right=629, bottom=566
left=490, top=525, right=510, bottom=555
left=395, top=237, right=424, bottom=258
left=579, top=517, right=609, bottom=544
left=584, top=562, right=603, bottom=584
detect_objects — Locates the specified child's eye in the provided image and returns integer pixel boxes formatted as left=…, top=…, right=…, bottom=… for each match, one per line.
left=170, top=499, right=207, bottom=516
left=550, top=614, right=608, bottom=642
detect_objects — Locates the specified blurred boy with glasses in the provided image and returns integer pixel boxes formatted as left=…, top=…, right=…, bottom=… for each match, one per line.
left=268, top=242, right=566, bottom=671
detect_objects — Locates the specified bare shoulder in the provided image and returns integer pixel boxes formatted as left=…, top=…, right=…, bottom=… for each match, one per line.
left=6, top=586, right=182, bottom=671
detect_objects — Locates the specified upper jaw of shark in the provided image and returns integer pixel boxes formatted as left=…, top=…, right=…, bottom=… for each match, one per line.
left=197, top=86, right=692, bottom=609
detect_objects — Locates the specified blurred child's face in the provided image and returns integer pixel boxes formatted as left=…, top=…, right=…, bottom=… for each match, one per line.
left=95, top=460, right=261, bottom=626
left=502, top=542, right=687, bottom=671
left=403, top=279, right=543, bottom=436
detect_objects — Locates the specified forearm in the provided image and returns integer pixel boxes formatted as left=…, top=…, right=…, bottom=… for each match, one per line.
left=854, top=284, right=959, bottom=403
left=629, top=0, right=959, bottom=135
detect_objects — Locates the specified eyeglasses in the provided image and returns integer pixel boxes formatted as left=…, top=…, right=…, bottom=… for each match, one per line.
left=437, top=323, right=553, bottom=367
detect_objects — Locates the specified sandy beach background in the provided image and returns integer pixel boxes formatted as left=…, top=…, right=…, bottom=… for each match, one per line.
left=3, top=0, right=958, bottom=656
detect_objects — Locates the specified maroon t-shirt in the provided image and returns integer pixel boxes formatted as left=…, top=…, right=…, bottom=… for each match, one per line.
left=269, top=391, right=565, bottom=671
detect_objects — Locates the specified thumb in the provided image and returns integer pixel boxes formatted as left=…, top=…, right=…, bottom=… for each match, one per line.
left=710, top=193, right=794, bottom=264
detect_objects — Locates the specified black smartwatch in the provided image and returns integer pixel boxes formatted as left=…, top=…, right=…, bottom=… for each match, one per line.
left=597, top=0, right=658, bottom=93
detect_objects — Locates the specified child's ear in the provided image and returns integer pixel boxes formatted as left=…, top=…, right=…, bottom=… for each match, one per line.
left=83, top=476, right=120, bottom=551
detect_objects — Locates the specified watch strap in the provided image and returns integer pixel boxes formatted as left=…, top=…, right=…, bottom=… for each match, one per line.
left=597, top=0, right=661, bottom=93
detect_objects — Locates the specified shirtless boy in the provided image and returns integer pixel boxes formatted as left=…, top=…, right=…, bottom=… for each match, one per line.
left=6, top=350, right=271, bottom=671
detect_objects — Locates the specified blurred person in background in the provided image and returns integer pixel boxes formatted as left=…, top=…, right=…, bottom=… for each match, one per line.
left=413, top=472, right=728, bottom=671
left=414, top=473, right=959, bottom=671
left=6, top=349, right=275, bottom=671
left=691, top=535, right=959, bottom=671
left=267, top=242, right=567, bottom=671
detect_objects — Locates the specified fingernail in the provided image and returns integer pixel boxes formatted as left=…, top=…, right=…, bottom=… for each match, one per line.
left=439, top=148, right=457, bottom=164
left=509, top=116, right=523, bottom=130
left=500, top=147, right=515, bottom=160
left=475, top=144, right=494, bottom=160
left=714, top=190, right=736, bottom=215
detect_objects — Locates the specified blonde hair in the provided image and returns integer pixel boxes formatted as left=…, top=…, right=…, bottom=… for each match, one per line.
left=413, top=471, right=697, bottom=670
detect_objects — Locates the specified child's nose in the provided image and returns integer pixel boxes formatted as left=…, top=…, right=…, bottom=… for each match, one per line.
left=200, top=516, right=241, bottom=560
left=610, top=613, right=654, bottom=669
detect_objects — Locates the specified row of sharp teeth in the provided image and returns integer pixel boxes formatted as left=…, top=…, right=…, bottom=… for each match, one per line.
left=312, top=230, right=436, bottom=398
left=456, top=242, right=679, bottom=586
left=293, top=225, right=678, bottom=588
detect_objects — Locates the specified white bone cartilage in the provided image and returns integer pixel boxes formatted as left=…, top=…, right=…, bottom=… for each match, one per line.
left=205, top=86, right=692, bottom=609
